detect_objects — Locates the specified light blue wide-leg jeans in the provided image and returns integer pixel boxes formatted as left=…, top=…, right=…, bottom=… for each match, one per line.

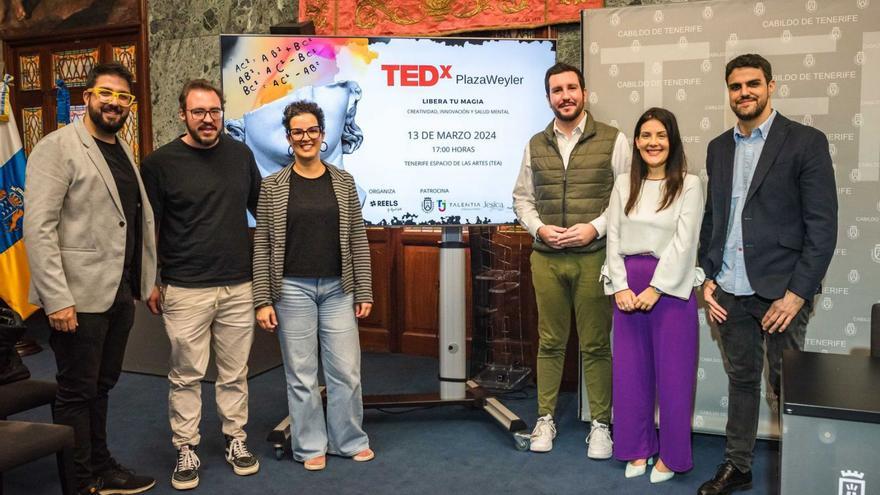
left=275, top=276, right=370, bottom=462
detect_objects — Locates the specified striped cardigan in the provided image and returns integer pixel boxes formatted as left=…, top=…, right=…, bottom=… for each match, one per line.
left=252, top=162, right=373, bottom=308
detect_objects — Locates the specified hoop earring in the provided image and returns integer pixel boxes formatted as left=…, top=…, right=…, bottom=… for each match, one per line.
left=320, top=141, right=328, bottom=152
left=287, top=145, right=293, bottom=157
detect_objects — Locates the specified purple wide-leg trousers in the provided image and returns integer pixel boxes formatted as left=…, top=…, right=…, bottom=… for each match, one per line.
left=612, top=255, right=698, bottom=472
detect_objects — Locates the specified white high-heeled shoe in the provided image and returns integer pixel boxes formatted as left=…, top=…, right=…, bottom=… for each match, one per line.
left=650, top=464, right=675, bottom=483
left=625, top=462, right=646, bottom=478
left=625, top=458, right=652, bottom=478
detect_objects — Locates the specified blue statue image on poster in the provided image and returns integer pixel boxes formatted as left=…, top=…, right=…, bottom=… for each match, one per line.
left=225, top=80, right=365, bottom=198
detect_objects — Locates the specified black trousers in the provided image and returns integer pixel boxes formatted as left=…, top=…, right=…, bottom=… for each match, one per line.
left=49, top=282, right=134, bottom=487
left=715, top=288, right=810, bottom=473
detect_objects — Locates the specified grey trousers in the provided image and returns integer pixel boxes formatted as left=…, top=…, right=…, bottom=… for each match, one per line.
left=715, top=288, right=810, bottom=473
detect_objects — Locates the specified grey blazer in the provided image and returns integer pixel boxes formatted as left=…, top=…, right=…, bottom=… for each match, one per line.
left=252, top=162, right=372, bottom=308
left=24, top=118, right=157, bottom=315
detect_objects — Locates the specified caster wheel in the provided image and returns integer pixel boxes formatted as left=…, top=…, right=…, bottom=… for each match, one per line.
left=275, top=447, right=284, bottom=460
left=513, top=431, right=530, bottom=451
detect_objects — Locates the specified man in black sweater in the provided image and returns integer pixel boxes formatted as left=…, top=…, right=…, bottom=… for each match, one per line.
left=141, top=79, right=261, bottom=491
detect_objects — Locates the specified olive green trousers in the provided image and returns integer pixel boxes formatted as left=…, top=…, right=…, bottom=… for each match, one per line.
left=530, top=249, right=612, bottom=423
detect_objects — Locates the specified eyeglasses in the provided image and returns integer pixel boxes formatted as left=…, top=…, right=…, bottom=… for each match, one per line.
left=288, top=126, right=322, bottom=141
left=86, top=87, right=136, bottom=107
left=186, top=108, right=223, bottom=120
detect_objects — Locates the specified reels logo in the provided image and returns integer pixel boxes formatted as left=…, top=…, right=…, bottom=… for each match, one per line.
left=381, top=64, right=452, bottom=86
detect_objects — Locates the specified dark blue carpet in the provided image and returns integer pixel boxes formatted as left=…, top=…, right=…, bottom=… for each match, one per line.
left=4, top=337, right=779, bottom=494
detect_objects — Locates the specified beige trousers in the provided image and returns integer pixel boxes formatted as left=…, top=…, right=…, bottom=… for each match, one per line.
left=161, top=282, right=255, bottom=448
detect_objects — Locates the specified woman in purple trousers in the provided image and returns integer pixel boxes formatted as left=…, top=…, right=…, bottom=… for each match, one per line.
left=601, top=107, right=704, bottom=483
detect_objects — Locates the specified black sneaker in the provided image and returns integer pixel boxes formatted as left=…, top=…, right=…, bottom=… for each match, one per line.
left=171, top=445, right=200, bottom=491
left=224, top=436, right=259, bottom=476
left=97, top=460, right=155, bottom=494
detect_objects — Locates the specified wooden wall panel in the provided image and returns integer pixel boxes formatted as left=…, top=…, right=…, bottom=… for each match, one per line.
left=359, top=228, right=393, bottom=352
left=400, top=243, right=440, bottom=355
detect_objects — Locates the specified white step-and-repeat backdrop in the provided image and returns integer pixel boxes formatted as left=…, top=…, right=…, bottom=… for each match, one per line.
left=580, top=0, right=879, bottom=437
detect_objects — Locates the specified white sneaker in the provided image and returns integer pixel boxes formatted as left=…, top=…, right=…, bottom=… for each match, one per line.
left=586, top=420, right=613, bottom=459
left=529, top=414, right=557, bottom=452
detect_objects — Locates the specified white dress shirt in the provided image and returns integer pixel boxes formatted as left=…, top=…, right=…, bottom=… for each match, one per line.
left=512, top=112, right=632, bottom=239
left=601, top=173, right=706, bottom=300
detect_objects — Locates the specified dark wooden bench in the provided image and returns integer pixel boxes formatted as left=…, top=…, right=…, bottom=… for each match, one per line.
left=0, top=379, right=75, bottom=495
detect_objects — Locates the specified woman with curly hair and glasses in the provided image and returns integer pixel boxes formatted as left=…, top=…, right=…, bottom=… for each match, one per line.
left=252, top=100, right=374, bottom=471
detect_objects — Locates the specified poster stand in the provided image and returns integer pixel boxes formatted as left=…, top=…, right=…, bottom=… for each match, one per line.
left=267, top=227, right=531, bottom=459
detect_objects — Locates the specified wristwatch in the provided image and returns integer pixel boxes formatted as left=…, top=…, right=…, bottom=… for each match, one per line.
left=651, top=286, right=663, bottom=295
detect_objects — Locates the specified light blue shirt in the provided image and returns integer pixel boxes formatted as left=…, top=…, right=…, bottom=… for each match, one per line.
left=716, top=110, right=777, bottom=296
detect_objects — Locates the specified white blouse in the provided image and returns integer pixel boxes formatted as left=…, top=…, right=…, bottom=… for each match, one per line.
left=601, top=173, right=705, bottom=300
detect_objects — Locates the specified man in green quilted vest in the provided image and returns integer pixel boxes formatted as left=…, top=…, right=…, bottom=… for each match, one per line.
left=513, top=62, right=631, bottom=457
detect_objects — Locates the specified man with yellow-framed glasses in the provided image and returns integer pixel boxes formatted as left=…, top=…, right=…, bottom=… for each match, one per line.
left=25, top=62, right=157, bottom=495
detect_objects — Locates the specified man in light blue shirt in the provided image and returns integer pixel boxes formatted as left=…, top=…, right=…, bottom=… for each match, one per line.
left=697, top=54, right=837, bottom=495
left=715, top=110, right=776, bottom=296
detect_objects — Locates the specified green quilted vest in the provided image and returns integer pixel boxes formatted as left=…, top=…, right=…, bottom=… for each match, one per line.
left=529, top=112, right=617, bottom=253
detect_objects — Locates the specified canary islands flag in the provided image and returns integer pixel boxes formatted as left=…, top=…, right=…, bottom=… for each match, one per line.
left=0, top=74, right=37, bottom=319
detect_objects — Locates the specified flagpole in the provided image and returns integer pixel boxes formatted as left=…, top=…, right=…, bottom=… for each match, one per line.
left=0, top=73, right=42, bottom=356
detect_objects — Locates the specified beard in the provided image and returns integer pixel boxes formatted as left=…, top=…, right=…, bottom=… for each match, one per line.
left=186, top=121, right=221, bottom=147
left=551, top=100, right=584, bottom=122
left=731, top=95, right=768, bottom=121
left=88, top=103, right=128, bottom=134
